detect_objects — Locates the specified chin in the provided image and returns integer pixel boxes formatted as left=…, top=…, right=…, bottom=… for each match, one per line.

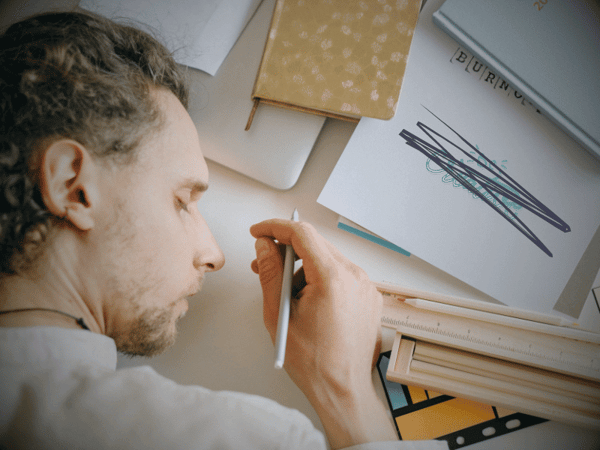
left=113, top=306, right=180, bottom=357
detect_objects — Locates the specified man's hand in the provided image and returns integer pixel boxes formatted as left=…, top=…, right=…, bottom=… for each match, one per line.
left=250, top=219, right=397, bottom=449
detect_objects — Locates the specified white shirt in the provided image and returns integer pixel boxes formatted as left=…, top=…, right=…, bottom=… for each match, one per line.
left=0, top=327, right=448, bottom=450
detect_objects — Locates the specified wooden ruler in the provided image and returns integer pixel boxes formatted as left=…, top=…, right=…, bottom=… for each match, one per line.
left=377, top=282, right=600, bottom=428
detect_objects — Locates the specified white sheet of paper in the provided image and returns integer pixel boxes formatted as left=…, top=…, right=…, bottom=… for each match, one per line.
left=79, top=0, right=262, bottom=75
left=318, top=0, right=600, bottom=315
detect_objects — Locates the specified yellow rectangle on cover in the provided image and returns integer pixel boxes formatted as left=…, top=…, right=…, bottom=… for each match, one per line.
left=408, top=386, right=428, bottom=403
left=396, top=397, right=496, bottom=440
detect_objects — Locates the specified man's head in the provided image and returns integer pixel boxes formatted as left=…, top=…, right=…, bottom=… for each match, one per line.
left=0, top=11, right=224, bottom=355
left=0, top=11, right=188, bottom=275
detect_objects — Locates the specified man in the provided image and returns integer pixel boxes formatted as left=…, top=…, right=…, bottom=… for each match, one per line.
left=0, top=11, right=447, bottom=450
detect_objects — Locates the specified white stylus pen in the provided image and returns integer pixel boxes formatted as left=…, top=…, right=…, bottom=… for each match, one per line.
left=274, top=208, right=298, bottom=369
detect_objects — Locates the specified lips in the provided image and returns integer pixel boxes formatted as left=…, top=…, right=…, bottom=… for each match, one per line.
left=185, top=276, right=204, bottom=298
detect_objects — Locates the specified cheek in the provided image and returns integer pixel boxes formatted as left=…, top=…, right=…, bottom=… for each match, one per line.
left=141, top=212, right=196, bottom=281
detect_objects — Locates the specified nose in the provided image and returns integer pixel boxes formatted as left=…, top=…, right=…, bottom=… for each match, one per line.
left=193, top=215, right=225, bottom=272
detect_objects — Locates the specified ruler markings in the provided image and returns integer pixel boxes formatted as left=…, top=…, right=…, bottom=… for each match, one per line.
left=381, top=291, right=600, bottom=378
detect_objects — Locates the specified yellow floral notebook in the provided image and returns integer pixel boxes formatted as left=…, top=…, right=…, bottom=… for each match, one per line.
left=246, top=0, right=422, bottom=129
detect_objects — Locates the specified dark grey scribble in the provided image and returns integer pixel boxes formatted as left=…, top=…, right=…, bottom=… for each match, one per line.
left=399, top=107, right=570, bottom=257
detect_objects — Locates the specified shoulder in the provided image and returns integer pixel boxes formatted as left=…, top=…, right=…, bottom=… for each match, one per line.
left=80, top=365, right=326, bottom=449
left=3, top=361, right=326, bottom=450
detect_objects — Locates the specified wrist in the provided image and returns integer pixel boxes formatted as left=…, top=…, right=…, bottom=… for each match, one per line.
left=308, top=372, right=397, bottom=450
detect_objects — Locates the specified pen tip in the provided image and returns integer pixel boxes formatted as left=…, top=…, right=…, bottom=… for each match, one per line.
left=274, top=360, right=283, bottom=369
left=292, top=208, right=299, bottom=221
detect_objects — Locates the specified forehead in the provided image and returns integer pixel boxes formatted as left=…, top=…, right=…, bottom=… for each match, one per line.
left=134, top=89, right=208, bottom=186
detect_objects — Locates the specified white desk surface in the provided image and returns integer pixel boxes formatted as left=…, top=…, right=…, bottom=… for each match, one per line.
left=2, top=1, right=598, bottom=448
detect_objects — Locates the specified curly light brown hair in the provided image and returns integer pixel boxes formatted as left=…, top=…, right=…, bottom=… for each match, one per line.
left=0, top=11, right=189, bottom=275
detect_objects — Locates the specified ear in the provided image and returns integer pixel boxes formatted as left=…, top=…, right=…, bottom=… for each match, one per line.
left=39, top=139, right=99, bottom=231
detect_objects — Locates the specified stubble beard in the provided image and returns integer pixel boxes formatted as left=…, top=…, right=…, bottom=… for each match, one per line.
left=115, top=302, right=180, bottom=357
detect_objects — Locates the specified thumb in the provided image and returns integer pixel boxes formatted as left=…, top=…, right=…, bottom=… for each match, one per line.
left=254, top=237, right=284, bottom=339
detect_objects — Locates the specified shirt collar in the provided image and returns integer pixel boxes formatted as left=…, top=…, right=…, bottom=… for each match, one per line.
left=0, top=326, right=117, bottom=371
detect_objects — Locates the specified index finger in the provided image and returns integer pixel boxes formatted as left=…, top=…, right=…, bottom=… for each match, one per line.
left=250, top=219, right=335, bottom=277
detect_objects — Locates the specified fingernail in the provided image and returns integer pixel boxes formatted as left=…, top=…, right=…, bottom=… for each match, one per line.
left=255, top=238, right=270, bottom=259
